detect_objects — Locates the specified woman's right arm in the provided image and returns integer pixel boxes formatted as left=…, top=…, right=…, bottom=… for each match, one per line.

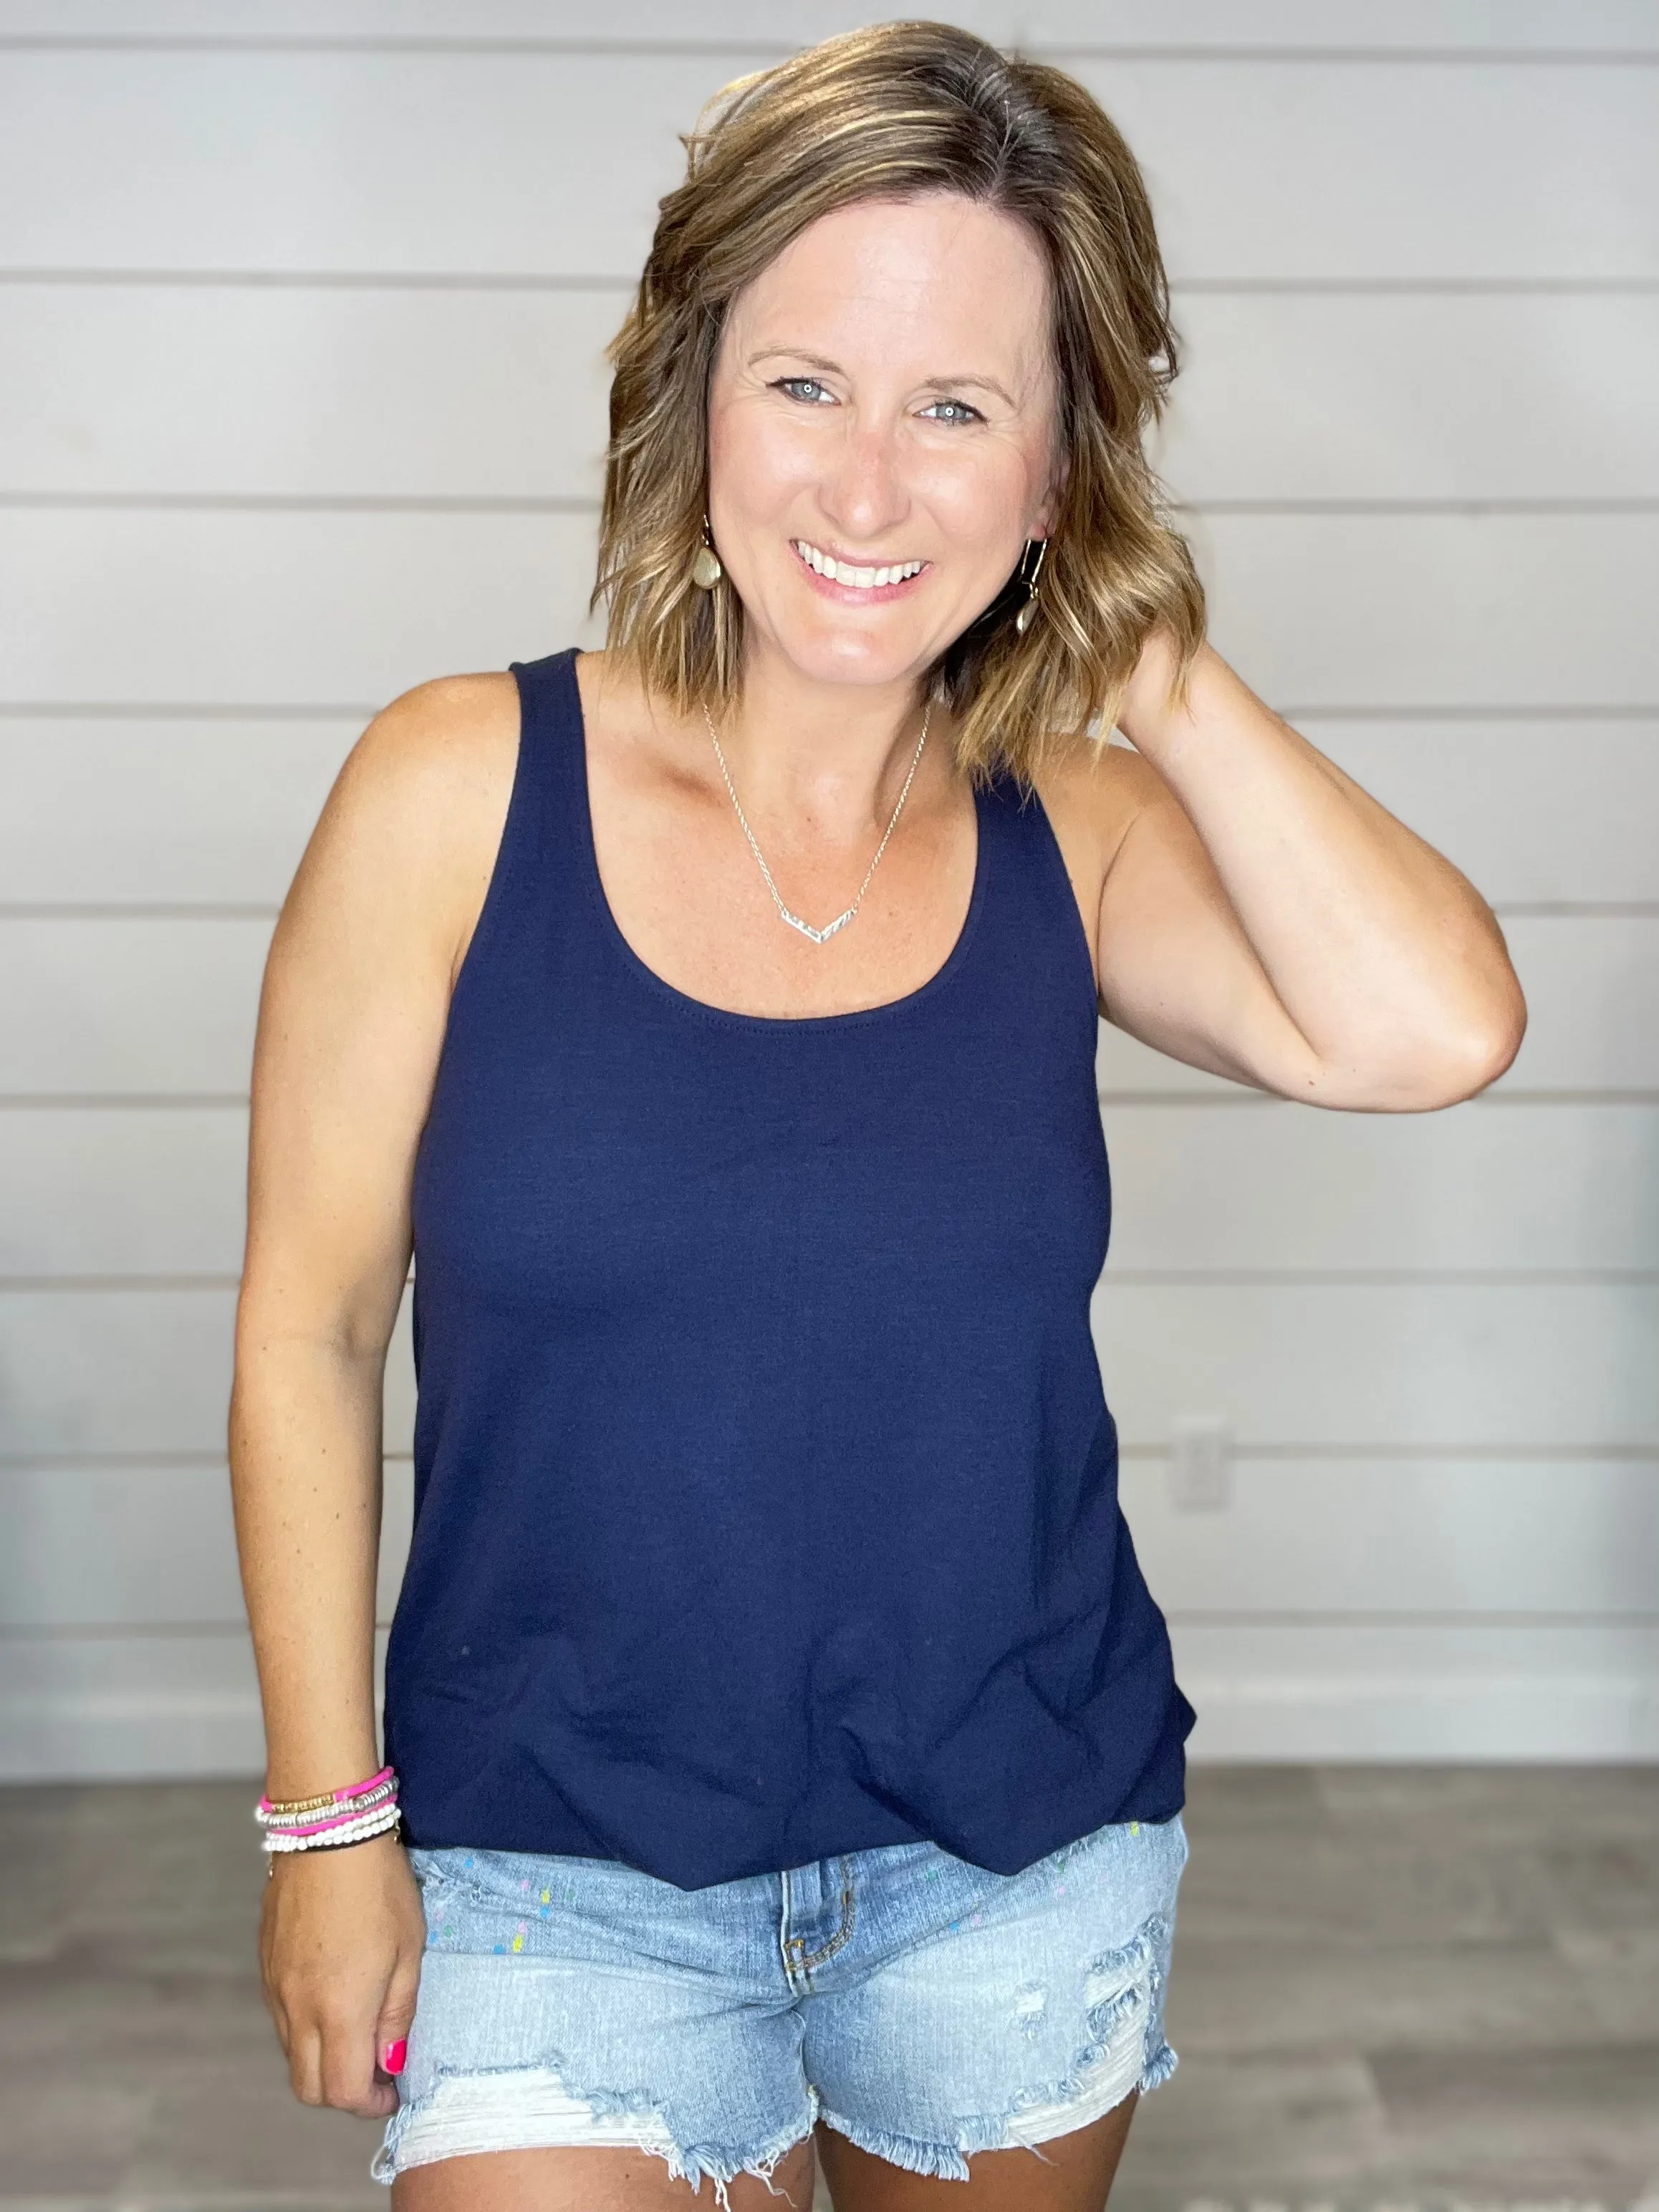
left=229, top=671, right=519, bottom=2119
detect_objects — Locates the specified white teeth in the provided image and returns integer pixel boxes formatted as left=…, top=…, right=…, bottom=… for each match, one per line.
left=794, top=540, right=923, bottom=589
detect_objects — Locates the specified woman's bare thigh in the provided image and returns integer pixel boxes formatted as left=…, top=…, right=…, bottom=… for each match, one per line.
left=813, top=2090, right=1138, bottom=2211
left=390, top=2134, right=818, bottom=2212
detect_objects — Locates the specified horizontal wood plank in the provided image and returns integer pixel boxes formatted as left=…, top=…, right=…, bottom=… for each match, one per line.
left=1102, top=1098, right=1659, bottom=1273
left=1119, top=1456, right=1659, bottom=1616
left=0, top=1461, right=244, bottom=1626
left=1160, top=292, right=1659, bottom=505
left=3, top=509, right=1655, bottom=710
left=0, top=52, right=1653, bottom=282
left=6, top=287, right=1657, bottom=506
left=0, top=718, right=355, bottom=905
left=0, top=1458, right=412, bottom=1628
left=0, top=1104, right=249, bottom=1273
left=0, top=1282, right=414, bottom=1459
left=1299, top=719, right=1659, bottom=907
left=0, top=284, right=617, bottom=501
left=0, top=509, right=599, bottom=707
left=1, top=915, right=270, bottom=1093
left=2, top=2, right=1653, bottom=49
left=1198, top=511, right=1659, bottom=711
left=1091, top=1279, right=1658, bottom=1449
left=1497, top=914, right=1659, bottom=1092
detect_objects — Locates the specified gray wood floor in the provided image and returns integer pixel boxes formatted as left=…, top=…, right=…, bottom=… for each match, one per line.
left=1, top=1766, right=1654, bottom=2210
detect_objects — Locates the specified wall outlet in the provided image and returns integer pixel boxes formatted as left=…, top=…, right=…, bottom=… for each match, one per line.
left=1168, top=1415, right=1233, bottom=1512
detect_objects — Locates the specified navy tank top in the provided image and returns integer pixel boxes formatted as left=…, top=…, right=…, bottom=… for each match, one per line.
left=384, top=648, right=1193, bottom=1890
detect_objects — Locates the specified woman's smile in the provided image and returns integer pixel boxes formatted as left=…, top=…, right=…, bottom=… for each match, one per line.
left=790, top=534, right=931, bottom=602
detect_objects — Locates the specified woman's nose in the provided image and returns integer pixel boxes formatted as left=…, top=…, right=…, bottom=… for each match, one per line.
left=817, top=423, right=910, bottom=542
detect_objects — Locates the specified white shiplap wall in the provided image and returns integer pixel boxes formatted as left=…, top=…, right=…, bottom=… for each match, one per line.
left=1, top=2, right=1655, bottom=1776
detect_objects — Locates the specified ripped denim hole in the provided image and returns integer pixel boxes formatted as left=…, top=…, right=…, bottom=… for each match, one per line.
left=981, top=1913, right=1176, bottom=2170
left=814, top=1913, right=1175, bottom=2185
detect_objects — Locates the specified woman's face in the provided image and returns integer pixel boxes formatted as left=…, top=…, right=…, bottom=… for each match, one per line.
left=706, top=190, right=1063, bottom=695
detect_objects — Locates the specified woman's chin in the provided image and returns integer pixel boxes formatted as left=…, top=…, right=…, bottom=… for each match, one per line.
left=759, top=610, right=942, bottom=691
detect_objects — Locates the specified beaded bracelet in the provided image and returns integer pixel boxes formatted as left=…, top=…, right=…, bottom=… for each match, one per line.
left=256, top=1764, right=402, bottom=1855
left=259, top=1774, right=398, bottom=1832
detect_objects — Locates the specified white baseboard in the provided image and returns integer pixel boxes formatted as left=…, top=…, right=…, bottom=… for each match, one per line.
left=0, top=1675, right=1655, bottom=1782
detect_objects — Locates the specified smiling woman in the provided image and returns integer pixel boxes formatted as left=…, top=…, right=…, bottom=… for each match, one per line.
left=229, top=19, right=1526, bottom=2212
left=598, top=27, right=1205, bottom=783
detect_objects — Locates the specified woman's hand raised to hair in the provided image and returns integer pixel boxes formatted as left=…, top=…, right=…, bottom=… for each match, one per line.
left=259, top=1833, right=426, bottom=2120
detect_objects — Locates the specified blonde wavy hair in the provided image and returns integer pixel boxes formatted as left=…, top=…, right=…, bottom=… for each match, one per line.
left=595, top=19, right=1204, bottom=786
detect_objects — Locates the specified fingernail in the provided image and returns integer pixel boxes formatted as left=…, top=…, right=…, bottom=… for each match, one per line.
left=380, top=2038, right=407, bottom=2075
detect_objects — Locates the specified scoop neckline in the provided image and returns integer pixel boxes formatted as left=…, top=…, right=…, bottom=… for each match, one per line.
left=563, top=648, right=990, bottom=1032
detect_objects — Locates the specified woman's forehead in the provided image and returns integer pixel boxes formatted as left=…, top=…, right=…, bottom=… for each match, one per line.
left=726, top=193, right=1052, bottom=380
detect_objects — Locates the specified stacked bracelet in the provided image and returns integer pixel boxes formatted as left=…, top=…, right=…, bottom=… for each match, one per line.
left=256, top=1764, right=402, bottom=1854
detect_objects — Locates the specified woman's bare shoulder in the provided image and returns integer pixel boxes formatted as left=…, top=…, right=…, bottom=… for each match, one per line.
left=341, top=670, right=521, bottom=825
left=281, top=670, right=522, bottom=986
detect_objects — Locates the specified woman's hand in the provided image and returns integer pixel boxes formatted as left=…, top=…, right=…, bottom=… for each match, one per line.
left=259, top=1834, right=426, bottom=2120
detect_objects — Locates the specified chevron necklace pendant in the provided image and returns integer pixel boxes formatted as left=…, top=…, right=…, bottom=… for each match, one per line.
left=777, top=903, right=857, bottom=945
left=701, top=697, right=932, bottom=945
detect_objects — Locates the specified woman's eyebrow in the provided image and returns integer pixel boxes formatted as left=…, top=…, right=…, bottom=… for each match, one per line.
left=748, top=347, right=842, bottom=372
left=917, top=372, right=1016, bottom=406
left=746, top=347, right=1016, bottom=407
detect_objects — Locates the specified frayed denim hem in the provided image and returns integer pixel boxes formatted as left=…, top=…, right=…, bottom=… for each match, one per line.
left=816, top=2108, right=978, bottom=2185
left=371, top=2061, right=817, bottom=2212
left=1139, top=2036, right=1180, bottom=2094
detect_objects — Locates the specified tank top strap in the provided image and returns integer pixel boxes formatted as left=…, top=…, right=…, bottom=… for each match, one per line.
left=973, top=764, right=1101, bottom=1029
left=502, top=645, right=586, bottom=847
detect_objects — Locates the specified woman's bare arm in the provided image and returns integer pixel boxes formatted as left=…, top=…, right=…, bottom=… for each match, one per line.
left=1095, top=634, right=1526, bottom=1109
left=230, top=670, right=517, bottom=2117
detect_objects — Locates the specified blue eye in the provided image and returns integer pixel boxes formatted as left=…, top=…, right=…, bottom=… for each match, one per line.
left=774, top=377, right=835, bottom=405
left=920, top=398, right=983, bottom=424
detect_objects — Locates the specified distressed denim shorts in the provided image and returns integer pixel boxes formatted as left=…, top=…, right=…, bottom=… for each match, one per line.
left=372, top=1809, right=1188, bottom=2205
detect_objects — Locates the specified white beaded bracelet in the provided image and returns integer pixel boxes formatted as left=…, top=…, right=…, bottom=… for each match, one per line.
left=261, top=1799, right=403, bottom=1854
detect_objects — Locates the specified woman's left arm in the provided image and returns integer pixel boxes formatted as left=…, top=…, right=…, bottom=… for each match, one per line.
left=1096, top=632, right=1527, bottom=1110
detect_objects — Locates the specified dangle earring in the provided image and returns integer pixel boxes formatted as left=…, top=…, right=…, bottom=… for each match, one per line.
left=691, top=512, right=723, bottom=591
left=1014, top=535, right=1047, bottom=635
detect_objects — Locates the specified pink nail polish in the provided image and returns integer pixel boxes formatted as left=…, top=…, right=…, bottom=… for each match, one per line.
left=381, top=2038, right=408, bottom=2075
